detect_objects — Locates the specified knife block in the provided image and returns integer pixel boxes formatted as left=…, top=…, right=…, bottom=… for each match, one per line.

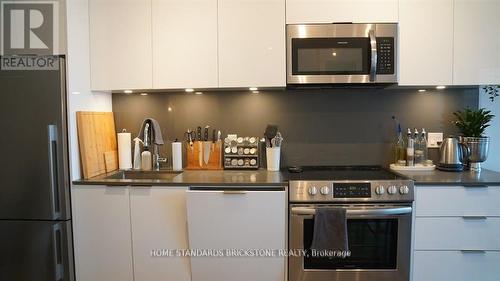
left=186, top=141, right=223, bottom=170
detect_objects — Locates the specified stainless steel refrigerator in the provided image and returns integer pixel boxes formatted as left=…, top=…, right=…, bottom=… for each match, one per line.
left=0, top=56, right=74, bottom=281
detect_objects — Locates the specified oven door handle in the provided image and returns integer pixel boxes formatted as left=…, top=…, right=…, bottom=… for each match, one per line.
left=369, top=29, right=377, bottom=82
left=291, top=206, right=412, bottom=216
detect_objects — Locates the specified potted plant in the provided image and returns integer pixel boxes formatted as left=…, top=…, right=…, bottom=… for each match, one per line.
left=453, top=108, right=495, bottom=171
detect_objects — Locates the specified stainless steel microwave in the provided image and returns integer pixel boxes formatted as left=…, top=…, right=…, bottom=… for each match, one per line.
left=286, top=23, right=398, bottom=85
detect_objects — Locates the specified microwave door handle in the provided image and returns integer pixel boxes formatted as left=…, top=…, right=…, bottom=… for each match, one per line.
left=291, top=206, right=412, bottom=216
left=369, top=29, right=377, bottom=82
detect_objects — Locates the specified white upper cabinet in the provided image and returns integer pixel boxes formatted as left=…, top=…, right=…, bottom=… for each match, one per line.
left=399, top=0, right=453, bottom=85
left=218, top=0, right=286, bottom=88
left=89, top=0, right=152, bottom=91
left=454, top=0, right=500, bottom=85
left=286, top=0, right=398, bottom=24
left=152, top=0, right=218, bottom=89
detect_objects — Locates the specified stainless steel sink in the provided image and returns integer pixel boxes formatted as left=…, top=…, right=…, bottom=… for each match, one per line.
left=105, top=170, right=182, bottom=180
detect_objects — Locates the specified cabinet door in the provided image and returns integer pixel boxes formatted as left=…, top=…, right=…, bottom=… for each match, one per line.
left=413, top=251, right=500, bottom=281
left=286, top=0, right=397, bottom=24
left=71, top=186, right=133, bottom=281
left=152, top=0, right=218, bottom=89
left=218, top=0, right=285, bottom=87
left=130, top=187, right=191, bottom=281
left=89, top=0, right=152, bottom=90
left=186, top=190, right=286, bottom=281
left=399, top=0, right=453, bottom=85
left=416, top=185, right=500, bottom=217
left=454, top=0, right=500, bottom=85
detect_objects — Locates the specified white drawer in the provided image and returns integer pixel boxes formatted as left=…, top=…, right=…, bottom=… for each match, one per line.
left=416, top=185, right=500, bottom=216
left=413, top=251, right=500, bottom=281
left=414, top=217, right=500, bottom=250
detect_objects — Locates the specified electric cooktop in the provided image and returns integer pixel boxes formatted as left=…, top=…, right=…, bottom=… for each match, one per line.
left=286, top=165, right=408, bottom=181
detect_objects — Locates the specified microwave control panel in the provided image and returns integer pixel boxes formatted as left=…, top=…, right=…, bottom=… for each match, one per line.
left=376, top=37, right=394, bottom=75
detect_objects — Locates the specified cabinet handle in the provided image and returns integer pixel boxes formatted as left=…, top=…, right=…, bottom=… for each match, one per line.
left=460, top=250, right=486, bottom=254
left=222, top=190, right=247, bottom=195
left=462, top=216, right=487, bottom=220
left=462, top=184, right=488, bottom=188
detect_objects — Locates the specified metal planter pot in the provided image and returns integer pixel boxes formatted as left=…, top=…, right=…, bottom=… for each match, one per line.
left=460, top=136, right=490, bottom=171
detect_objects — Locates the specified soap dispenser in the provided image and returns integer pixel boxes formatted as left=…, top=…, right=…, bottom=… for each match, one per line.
left=141, top=147, right=152, bottom=170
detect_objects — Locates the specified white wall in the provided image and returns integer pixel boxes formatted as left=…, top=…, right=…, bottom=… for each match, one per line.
left=479, top=87, right=500, bottom=172
left=66, top=0, right=112, bottom=180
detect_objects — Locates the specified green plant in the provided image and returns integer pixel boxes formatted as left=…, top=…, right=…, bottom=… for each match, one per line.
left=453, top=108, right=495, bottom=137
left=482, top=85, right=500, bottom=102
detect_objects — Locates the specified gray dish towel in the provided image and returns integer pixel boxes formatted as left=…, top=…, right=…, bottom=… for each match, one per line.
left=310, top=208, right=349, bottom=252
left=137, top=118, right=164, bottom=145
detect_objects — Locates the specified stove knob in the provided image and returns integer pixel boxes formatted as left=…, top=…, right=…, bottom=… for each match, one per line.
left=375, top=186, right=385, bottom=195
left=399, top=185, right=409, bottom=194
left=388, top=185, right=398, bottom=195
left=320, top=186, right=330, bottom=195
left=308, top=186, right=318, bottom=196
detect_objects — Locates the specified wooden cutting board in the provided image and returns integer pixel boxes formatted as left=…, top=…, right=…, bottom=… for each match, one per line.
left=77, top=111, right=118, bottom=179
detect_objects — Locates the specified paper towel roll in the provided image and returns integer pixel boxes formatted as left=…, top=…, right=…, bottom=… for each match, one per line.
left=172, top=142, right=183, bottom=171
left=118, top=132, right=132, bottom=170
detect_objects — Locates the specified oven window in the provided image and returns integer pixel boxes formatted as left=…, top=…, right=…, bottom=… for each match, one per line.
left=292, top=38, right=370, bottom=75
left=303, top=218, right=398, bottom=269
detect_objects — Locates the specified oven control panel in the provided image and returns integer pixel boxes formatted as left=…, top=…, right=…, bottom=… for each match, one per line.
left=334, top=183, right=371, bottom=198
left=289, top=180, right=414, bottom=202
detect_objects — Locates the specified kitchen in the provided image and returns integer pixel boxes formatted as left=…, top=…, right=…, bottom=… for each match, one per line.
left=1, top=0, right=500, bottom=281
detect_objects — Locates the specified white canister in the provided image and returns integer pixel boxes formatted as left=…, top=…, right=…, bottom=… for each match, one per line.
left=266, top=147, right=281, bottom=172
left=172, top=141, right=183, bottom=171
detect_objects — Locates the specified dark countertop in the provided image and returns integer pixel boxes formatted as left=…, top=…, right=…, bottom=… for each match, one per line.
left=73, top=169, right=286, bottom=187
left=393, top=169, right=500, bottom=186
left=73, top=168, right=500, bottom=187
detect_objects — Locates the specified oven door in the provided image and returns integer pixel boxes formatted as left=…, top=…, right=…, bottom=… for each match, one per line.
left=286, top=24, right=397, bottom=84
left=289, top=204, right=412, bottom=281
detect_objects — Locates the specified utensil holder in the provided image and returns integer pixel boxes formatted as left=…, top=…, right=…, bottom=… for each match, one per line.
left=266, top=147, right=281, bottom=171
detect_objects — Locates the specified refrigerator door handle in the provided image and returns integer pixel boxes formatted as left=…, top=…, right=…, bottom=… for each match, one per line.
left=52, top=222, right=64, bottom=281
left=48, top=125, right=61, bottom=220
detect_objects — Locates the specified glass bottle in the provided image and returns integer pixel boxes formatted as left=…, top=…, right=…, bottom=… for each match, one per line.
left=406, top=128, right=414, bottom=166
left=414, top=128, right=423, bottom=165
left=420, top=128, right=428, bottom=164
left=394, top=125, right=406, bottom=165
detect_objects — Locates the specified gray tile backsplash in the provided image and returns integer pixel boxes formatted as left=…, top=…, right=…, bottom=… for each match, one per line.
left=112, top=87, right=478, bottom=167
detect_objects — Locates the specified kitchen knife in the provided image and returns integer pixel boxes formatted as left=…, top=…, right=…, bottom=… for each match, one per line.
left=204, top=126, right=210, bottom=141
left=203, top=126, right=211, bottom=165
left=197, top=126, right=202, bottom=141
left=196, top=126, right=203, bottom=166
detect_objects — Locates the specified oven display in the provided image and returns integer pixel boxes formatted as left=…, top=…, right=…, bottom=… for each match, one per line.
left=334, top=183, right=371, bottom=198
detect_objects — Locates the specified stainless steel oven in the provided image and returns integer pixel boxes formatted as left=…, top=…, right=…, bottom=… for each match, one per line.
left=289, top=204, right=412, bottom=281
left=286, top=23, right=398, bottom=85
left=287, top=166, right=414, bottom=281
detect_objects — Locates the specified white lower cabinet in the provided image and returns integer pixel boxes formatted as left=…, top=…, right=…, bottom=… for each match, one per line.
left=186, top=189, right=287, bottom=281
left=414, top=217, right=500, bottom=251
left=130, top=186, right=191, bottom=281
left=413, top=185, right=500, bottom=281
left=72, top=185, right=134, bottom=281
left=413, top=251, right=500, bottom=281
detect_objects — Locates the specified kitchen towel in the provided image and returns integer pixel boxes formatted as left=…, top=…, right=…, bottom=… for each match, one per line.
left=310, top=208, right=349, bottom=252
left=117, top=131, right=132, bottom=169
left=137, top=118, right=164, bottom=145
